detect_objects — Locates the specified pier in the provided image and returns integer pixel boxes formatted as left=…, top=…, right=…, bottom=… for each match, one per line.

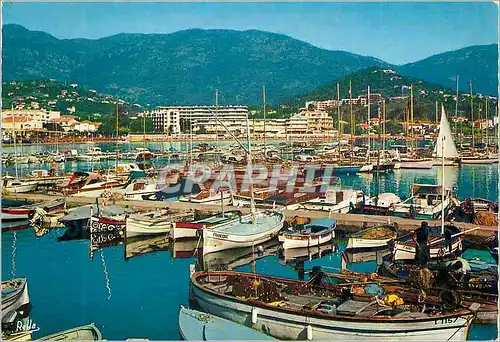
left=5, top=192, right=496, bottom=238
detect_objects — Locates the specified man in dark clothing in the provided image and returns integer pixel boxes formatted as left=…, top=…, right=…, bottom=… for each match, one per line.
left=444, top=228, right=453, bottom=254
left=413, top=221, right=430, bottom=266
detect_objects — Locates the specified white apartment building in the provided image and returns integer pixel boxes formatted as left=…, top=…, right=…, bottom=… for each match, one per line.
left=2, top=109, right=61, bottom=126
left=141, top=106, right=249, bottom=135
left=308, top=93, right=383, bottom=109
left=251, top=110, right=334, bottom=135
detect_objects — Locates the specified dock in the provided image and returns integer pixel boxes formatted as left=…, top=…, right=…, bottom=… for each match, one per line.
left=4, top=192, right=496, bottom=239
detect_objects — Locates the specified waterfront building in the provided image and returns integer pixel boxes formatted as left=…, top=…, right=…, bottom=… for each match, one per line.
left=251, top=110, right=334, bottom=136
left=2, top=109, right=61, bottom=125
left=141, top=105, right=249, bottom=135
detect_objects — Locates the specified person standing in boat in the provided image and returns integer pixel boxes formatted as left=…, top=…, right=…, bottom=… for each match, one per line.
left=413, top=221, right=430, bottom=265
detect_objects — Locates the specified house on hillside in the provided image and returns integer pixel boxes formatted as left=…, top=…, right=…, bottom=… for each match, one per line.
left=51, top=115, right=79, bottom=132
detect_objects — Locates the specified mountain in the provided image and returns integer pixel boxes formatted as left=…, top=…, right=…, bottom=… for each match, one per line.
left=280, top=67, right=495, bottom=123
left=398, top=44, right=498, bottom=96
left=2, top=24, right=390, bottom=106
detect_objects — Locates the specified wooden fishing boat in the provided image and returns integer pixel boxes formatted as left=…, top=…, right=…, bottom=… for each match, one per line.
left=2, top=177, right=38, bottom=194
left=125, top=210, right=194, bottom=238
left=179, top=306, right=275, bottom=340
left=1, top=278, right=30, bottom=325
left=202, top=211, right=285, bottom=255
left=279, top=218, right=336, bottom=250
left=346, top=225, right=397, bottom=250
left=279, top=243, right=335, bottom=264
left=38, top=323, right=103, bottom=340
left=180, top=188, right=232, bottom=206
left=455, top=198, right=498, bottom=223
left=171, top=211, right=242, bottom=240
left=390, top=226, right=462, bottom=261
left=2, top=199, right=65, bottom=221
left=190, top=270, right=475, bottom=340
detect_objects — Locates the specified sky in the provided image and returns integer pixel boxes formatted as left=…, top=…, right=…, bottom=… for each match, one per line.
left=2, top=2, right=498, bottom=65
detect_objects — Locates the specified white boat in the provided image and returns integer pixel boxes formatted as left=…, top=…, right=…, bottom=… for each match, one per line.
left=2, top=177, right=38, bottom=194
left=2, top=278, right=30, bottom=325
left=358, top=164, right=373, bottom=172
left=279, top=218, right=336, bottom=249
left=392, top=225, right=463, bottom=260
left=179, top=188, right=232, bottom=205
left=301, top=188, right=364, bottom=213
left=172, top=211, right=243, bottom=240
left=399, top=159, right=434, bottom=169
left=63, top=171, right=126, bottom=197
left=393, top=184, right=452, bottom=220
left=121, top=147, right=151, bottom=160
left=75, top=147, right=105, bottom=162
left=125, top=210, right=194, bottom=238
left=363, top=192, right=402, bottom=215
left=190, top=270, right=475, bottom=341
left=346, top=225, right=397, bottom=249
left=38, top=323, right=102, bottom=341
left=202, top=211, right=285, bottom=255
left=119, top=177, right=159, bottom=200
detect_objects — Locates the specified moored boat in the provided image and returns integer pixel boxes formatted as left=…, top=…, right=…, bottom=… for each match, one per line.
left=2, top=177, right=38, bottom=194
left=202, top=211, right=285, bottom=255
left=392, top=184, right=452, bottom=220
left=2, top=278, right=30, bottom=328
left=38, top=323, right=103, bottom=340
left=390, top=225, right=462, bottom=261
left=190, top=270, right=475, bottom=340
left=363, top=192, right=402, bottom=215
left=346, top=225, right=397, bottom=250
left=125, top=210, right=194, bottom=238
left=178, top=306, right=275, bottom=340
left=301, top=188, right=364, bottom=213
left=2, top=199, right=65, bottom=221
left=172, top=211, right=242, bottom=240
left=279, top=218, right=336, bottom=249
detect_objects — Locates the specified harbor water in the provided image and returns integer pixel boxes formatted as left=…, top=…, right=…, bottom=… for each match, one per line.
left=1, top=141, right=498, bottom=340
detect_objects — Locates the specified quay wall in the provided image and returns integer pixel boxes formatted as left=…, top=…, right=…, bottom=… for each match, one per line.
left=4, top=193, right=496, bottom=240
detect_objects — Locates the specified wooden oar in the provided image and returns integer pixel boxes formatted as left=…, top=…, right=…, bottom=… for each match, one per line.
left=428, top=227, right=481, bottom=246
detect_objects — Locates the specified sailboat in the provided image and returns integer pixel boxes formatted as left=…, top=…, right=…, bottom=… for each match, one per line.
left=2, top=131, right=38, bottom=194
left=202, top=107, right=285, bottom=256
left=433, top=105, right=459, bottom=163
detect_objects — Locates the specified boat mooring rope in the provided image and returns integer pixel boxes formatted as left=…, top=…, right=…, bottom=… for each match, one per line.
left=11, top=231, right=17, bottom=277
left=99, top=249, right=112, bottom=300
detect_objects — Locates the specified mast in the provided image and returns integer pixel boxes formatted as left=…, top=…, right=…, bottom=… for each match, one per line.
left=13, top=129, right=18, bottom=179
left=349, top=80, right=354, bottom=164
left=410, top=85, right=414, bottom=156
left=455, top=75, right=459, bottom=135
left=246, top=113, right=256, bottom=222
left=367, top=86, right=371, bottom=164
left=262, top=85, right=266, bottom=158
left=216, top=89, right=224, bottom=216
left=376, top=105, right=381, bottom=199
left=143, top=108, right=146, bottom=149
left=435, top=101, right=438, bottom=126
left=470, top=81, right=475, bottom=154
left=115, top=103, right=119, bottom=173
left=382, top=99, right=386, bottom=162
left=441, top=132, right=445, bottom=235
left=337, top=82, right=341, bottom=158
left=486, top=98, right=489, bottom=152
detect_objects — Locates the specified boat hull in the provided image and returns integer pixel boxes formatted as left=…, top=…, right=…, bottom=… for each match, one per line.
left=346, top=237, right=392, bottom=250
left=126, top=218, right=172, bottom=238
left=392, top=239, right=462, bottom=261
left=203, top=212, right=284, bottom=255
left=281, top=230, right=335, bottom=249
left=191, top=278, right=471, bottom=341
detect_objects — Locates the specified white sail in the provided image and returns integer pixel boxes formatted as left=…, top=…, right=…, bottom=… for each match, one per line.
left=434, top=105, right=459, bottom=158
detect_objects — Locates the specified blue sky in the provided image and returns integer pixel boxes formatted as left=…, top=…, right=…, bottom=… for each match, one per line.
left=2, top=2, right=498, bottom=65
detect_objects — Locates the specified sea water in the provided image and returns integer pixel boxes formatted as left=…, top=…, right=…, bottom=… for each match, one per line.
left=1, top=141, right=498, bottom=339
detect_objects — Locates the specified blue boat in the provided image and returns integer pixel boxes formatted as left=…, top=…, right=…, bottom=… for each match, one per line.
left=178, top=306, right=275, bottom=340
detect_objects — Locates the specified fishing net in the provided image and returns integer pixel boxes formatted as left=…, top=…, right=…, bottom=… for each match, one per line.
left=473, top=211, right=498, bottom=226
left=408, top=268, right=433, bottom=290
left=228, top=276, right=283, bottom=302
left=361, top=227, right=394, bottom=239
